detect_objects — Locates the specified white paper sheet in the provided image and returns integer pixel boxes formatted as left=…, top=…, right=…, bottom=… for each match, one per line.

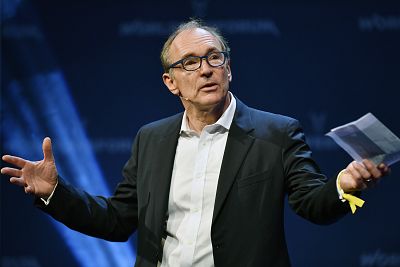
left=326, top=113, right=400, bottom=166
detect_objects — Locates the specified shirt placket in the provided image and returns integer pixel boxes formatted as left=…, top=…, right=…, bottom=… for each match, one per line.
left=180, top=129, right=213, bottom=266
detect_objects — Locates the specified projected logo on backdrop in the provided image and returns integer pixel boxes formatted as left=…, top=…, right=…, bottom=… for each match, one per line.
left=360, top=250, right=400, bottom=267
left=359, top=14, right=400, bottom=32
left=118, top=1, right=279, bottom=37
left=119, top=0, right=279, bottom=39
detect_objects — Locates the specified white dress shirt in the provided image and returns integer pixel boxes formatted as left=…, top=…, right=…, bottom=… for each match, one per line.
left=161, top=93, right=236, bottom=267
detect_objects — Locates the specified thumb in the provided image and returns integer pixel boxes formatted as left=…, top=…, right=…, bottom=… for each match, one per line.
left=43, top=137, right=55, bottom=162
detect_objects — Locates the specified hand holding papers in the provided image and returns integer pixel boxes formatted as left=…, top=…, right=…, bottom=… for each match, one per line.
left=327, top=113, right=394, bottom=214
left=326, top=113, right=400, bottom=166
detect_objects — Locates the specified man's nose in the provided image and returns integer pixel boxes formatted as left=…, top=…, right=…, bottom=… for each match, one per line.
left=199, top=58, right=213, bottom=76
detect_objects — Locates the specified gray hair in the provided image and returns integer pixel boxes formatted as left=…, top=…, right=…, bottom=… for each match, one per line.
left=160, top=19, right=230, bottom=73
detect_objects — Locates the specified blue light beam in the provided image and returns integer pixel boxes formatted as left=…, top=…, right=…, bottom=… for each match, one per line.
left=3, top=73, right=136, bottom=267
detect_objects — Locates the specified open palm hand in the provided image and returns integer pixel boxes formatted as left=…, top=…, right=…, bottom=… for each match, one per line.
left=1, top=137, right=58, bottom=198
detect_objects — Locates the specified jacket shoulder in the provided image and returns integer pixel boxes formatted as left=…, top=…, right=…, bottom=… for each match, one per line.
left=244, top=105, right=301, bottom=137
left=250, top=107, right=297, bottom=126
left=235, top=98, right=298, bottom=131
left=139, top=112, right=183, bottom=136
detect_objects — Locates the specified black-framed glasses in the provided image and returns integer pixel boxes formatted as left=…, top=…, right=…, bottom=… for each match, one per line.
left=168, top=51, right=229, bottom=71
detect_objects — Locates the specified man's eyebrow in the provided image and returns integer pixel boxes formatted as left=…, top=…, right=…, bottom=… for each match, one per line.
left=179, top=47, right=220, bottom=59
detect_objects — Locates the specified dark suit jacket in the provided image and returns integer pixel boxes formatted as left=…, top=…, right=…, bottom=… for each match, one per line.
left=38, top=98, right=350, bottom=267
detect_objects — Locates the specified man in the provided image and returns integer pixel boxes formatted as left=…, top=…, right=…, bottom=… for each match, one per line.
left=1, top=20, right=390, bottom=267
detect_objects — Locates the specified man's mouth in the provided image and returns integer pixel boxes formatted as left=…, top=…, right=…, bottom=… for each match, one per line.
left=200, top=82, right=218, bottom=91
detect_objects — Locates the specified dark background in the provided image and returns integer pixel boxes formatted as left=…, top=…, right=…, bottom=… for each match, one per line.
left=2, top=1, right=400, bottom=266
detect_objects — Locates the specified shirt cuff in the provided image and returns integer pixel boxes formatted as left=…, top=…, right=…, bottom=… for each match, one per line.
left=40, top=180, right=59, bottom=206
left=336, top=171, right=346, bottom=202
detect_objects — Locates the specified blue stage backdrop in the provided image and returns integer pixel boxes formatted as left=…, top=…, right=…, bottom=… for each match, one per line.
left=2, top=1, right=400, bottom=267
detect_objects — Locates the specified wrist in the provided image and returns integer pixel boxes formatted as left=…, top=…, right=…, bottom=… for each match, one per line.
left=337, top=170, right=364, bottom=214
left=40, top=179, right=58, bottom=205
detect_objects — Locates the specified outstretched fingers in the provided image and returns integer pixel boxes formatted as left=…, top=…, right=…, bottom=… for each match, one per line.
left=2, top=155, right=28, bottom=168
left=42, top=137, right=54, bottom=162
left=2, top=166, right=27, bottom=189
left=9, top=177, right=27, bottom=187
left=1, top=167, right=23, bottom=178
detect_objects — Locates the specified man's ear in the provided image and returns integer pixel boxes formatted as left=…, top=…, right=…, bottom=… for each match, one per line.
left=162, top=72, right=180, bottom=96
left=227, top=60, right=232, bottom=82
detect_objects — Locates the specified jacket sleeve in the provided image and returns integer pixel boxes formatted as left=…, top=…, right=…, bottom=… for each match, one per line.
left=283, top=119, right=350, bottom=224
left=35, top=131, right=142, bottom=242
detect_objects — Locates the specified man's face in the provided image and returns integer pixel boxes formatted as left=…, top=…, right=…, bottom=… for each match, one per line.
left=163, top=28, right=232, bottom=110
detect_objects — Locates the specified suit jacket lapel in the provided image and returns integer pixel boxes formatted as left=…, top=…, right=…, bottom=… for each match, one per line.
left=212, top=99, right=255, bottom=224
left=151, top=114, right=182, bottom=233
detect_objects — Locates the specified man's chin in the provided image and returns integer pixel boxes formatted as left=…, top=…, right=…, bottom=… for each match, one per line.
left=196, top=93, right=229, bottom=110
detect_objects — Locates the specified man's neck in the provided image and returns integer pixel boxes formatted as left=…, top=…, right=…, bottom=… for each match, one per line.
left=185, top=94, right=231, bottom=134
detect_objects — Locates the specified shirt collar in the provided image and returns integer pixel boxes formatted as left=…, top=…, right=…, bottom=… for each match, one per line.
left=180, top=92, right=237, bottom=135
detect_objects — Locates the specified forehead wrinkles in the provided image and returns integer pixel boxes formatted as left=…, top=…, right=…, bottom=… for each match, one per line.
left=169, top=29, right=222, bottom=61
